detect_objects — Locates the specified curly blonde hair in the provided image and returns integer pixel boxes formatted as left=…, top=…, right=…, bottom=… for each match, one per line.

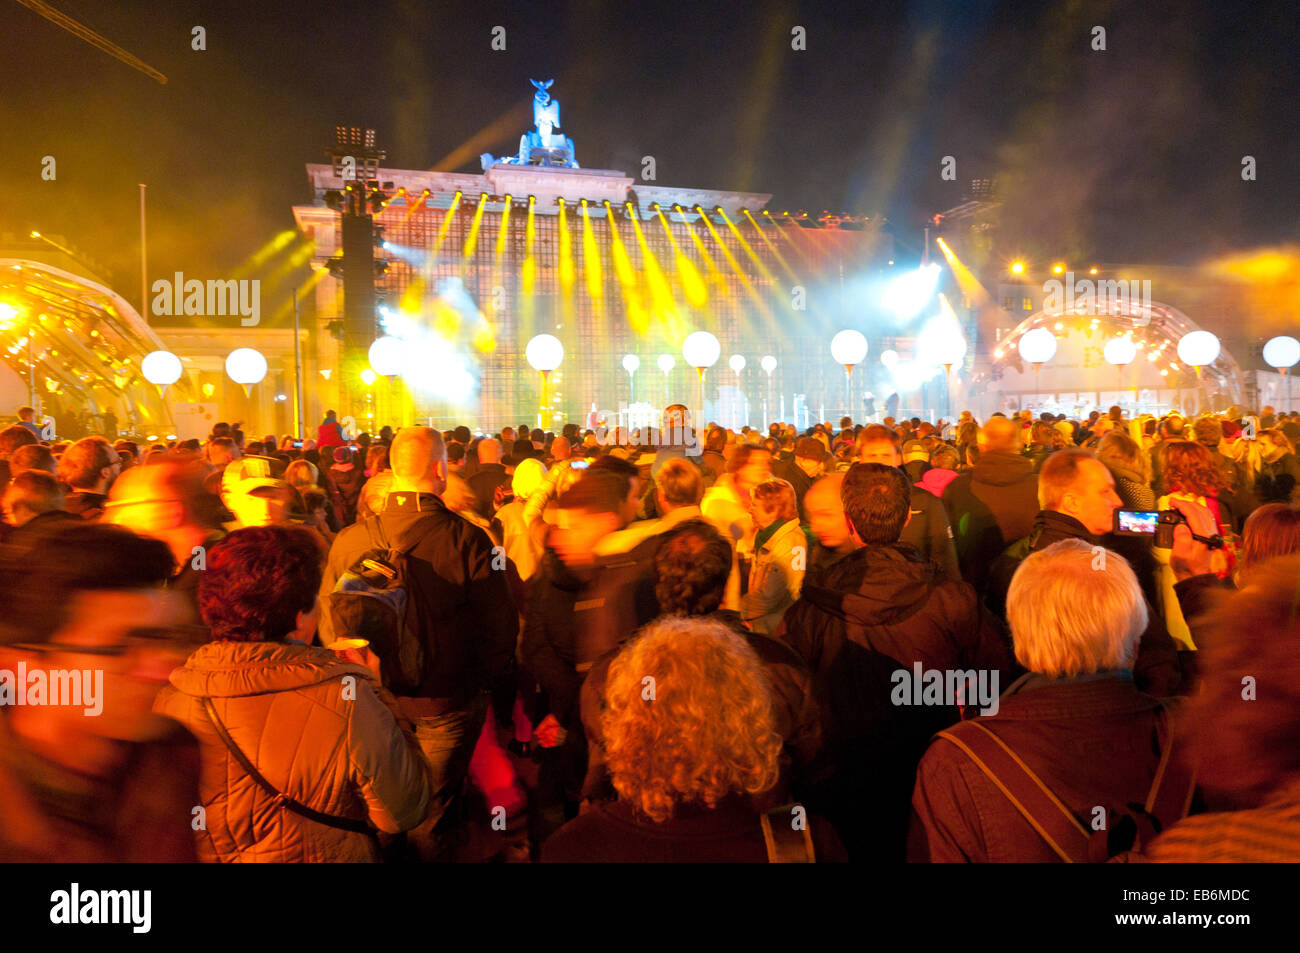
left=602, top=616, right=781, bottom=823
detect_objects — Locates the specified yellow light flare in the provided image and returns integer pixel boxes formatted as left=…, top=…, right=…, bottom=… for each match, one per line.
left=717, top=208, right=777, bottom=286
left=603, top=203, right=649, bottom=335
left=742, top=209, right=801, bottom=289
left=558, top=200, right=576, bottom=296
left=432, top=192, right=463, bottom=257
left=460, top=194, right=489, bottom=263
left=581, top=204, right=604, bottom=303
left=694, top=208, right=766, bottom=316
left=399, top=190, right=428, bottom=226
left=627, top=206, right=679, bottom=327
left=494, top=195, right=513, bottom=261
left=935, top=236, right=996, bottom=310
left=653, top=209, right=707, bottom=309
left=1010, top=260, right=1026, bottom=276
left=1052, top=263, right=1065, bottom=275
left=233, top=229, right=298, bottom=278
left=522, top=196, right=537, bottom=298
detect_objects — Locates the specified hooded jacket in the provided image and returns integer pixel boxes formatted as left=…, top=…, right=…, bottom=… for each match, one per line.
left=774, top=543, right=1012, bottom=859
left=942, top=450, right=1040, bottom=596
left=154, top=641, right=430, bottom=862
left=317, top=491, right=517, bottom=703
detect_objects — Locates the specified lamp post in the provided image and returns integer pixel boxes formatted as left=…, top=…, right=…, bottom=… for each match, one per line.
left=657, top=353, right=675, bottom=408
left=225, top=347, right=268, bottom=430
left=761, top=355, right=777, bottom=428
left=1103, top=336, right=1138, bottom=413
left=622, top=354, right=640, bottom=407
left=682, top=331, right=720, bottom=425
left=142, top=349, right=183, bottom=431
left=1264, top=336, right=1300, bottom=412
left=1177, top=330, right=1220, bottom=415
left=728, top=354, right=746, bottom=428
left=830, top=330, right=868, bottom=422
left=1017, top=328, right=1057, bottom=410
left=526, top=334, right=564, bottom=430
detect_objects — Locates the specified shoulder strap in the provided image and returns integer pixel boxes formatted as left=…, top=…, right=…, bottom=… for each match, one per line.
left=760, top=803, right=816, bottom=863
left=200, top=696, right=376, bottom=837
left=1145, top=703, right=1197, bottom=829
left=936, top=722, right=1089, bottom=863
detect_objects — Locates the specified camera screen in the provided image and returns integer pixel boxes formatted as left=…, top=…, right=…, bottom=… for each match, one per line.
left=1117, top=510, right=1158, bottom=534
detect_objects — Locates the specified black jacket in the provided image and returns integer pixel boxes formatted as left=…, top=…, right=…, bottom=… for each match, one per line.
left=774, top=543, right=1013, bottom=859
left=519, top=548, right=583, bottom=723
left=986, top=510, right=1183, bottom=697
left=942, top=451, right=1040, bottom=597
left=902, top=484, right=961, bottom=582
left=317, top=491, right=517, bottom=704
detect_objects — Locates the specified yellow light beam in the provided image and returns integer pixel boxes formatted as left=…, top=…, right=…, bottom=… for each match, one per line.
left=233, top=229, right=299, bottom=278
left=742, top=209, right=801, bottom=288
left=580, top=202, right=604, bottom=303
left=627, top=205, right=681, bottom=332
left=432, top=191, right=463, bottom=258
left=694, top=206, right=771, bottom=322
left=655, top=209, right=708, bottom=309
left=460, top=193, right=489, bottom=262
left=603, top=201, right=648, bottom=335
left=935, top=236, right=995, bottom=309
left=399, top=190, right=429, bottom=227
left=558, top=199, right=576, bottom=297
left=15, top=0, right=167, bottom=83
left=718, top=208, right=778, bottom=285
left=494, top=195, right=513, bottom=262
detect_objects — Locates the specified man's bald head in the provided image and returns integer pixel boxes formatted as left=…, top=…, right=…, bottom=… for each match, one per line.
left=390, top=427, right=447, bottom=494
left=477, top=438, right=502, bottom=465
left=551, top=436, right=571, bottom=461
left=981, top=415, right=1020, bottom=453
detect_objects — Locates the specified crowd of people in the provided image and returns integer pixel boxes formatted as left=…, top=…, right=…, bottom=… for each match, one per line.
left=1, top=398, right=1298, bottom=862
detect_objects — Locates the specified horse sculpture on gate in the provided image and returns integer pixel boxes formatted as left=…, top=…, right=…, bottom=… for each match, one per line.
left=481, top=79, right=580, bottom=170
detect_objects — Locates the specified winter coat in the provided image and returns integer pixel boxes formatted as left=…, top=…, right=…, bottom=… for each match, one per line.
left=909, top=672, right=1167, bottom=862
left=942, top=451, right=1040, bottom=596
left=986, top=510, right=1184, bottom=697
left=774, top=543, right=1013, bottom=859
left=317, top=491, right=517, bottom=703
left=154, top=641, right=430, bottom=862
left=0, top=711, right=199, bottom=862
left=519, top=548, right=583, bottom=724
left=897, top=483, right=961, bottom=583
left=742, top=518, right=806, bottom=635
left=542, top=793, right=847, bottom=862
left=467, top=463, right=510, bottom=519
left=1253, top=452, right=1300, bottom=505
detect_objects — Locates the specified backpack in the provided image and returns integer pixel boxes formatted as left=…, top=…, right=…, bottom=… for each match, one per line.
left=936, top=703, right=1195, bottom=862
left=328, top=515, right=436, bottom=695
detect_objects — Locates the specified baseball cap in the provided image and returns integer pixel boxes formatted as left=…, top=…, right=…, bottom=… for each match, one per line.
left=902, top=439, right=929, bottom=463
left=222, top=456, right=288, bottom=497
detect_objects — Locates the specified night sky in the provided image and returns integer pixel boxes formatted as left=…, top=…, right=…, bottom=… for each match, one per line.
left=2, top=0, right=1297, bottom=326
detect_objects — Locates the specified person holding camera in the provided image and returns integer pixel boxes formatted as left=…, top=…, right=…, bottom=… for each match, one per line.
left=987, top=449, right=1183, bottom=697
